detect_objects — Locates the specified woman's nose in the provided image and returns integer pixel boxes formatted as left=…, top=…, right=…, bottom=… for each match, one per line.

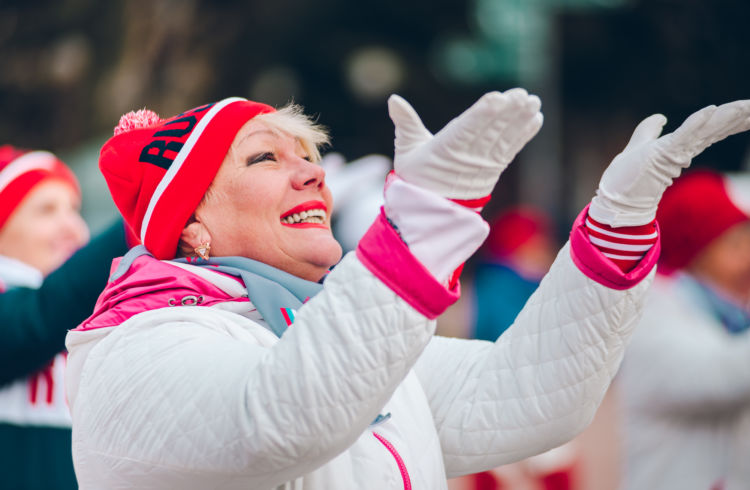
left=60, top=209, right=90, bottom=246
left=291, top=158, right=326, bottom=190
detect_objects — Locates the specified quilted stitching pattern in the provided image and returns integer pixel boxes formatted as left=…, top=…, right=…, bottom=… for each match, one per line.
left=69, top=243, right=655, bottom=488
left=70, top=253, right=436, bottom=489
left=413, top=242, right=654, bottom=477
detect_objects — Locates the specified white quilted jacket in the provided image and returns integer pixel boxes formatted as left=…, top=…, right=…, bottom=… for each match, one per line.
left=66, top=228, right=655, bottom=490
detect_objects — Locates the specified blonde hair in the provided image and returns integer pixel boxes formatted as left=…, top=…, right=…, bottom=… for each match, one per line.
left=176, top=102, right=330, bottom=258
left=254, top=103, right=330, bottom=162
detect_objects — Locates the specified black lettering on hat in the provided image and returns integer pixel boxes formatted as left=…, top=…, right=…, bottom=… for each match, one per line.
left=154, top=115, right=197, bottom=138
left=139, top=140, right=183, bottom=169
left=138, top=102, right=217, bottom=169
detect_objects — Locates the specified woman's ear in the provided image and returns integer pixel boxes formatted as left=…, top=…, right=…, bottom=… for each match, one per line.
left=180, top=219, right=211, bottom=251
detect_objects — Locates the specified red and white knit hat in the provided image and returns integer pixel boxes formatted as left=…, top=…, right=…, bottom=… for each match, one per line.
left=657, top=168, right=750, bottom=273
left=0, top=145, right=80, bottom=230
left=100, top=97, right=275, bottom=259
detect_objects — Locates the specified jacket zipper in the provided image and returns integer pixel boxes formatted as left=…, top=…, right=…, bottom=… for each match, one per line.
left=373, top=432, right=412, bottom=490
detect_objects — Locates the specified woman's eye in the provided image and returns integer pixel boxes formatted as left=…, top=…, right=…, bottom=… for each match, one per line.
left=36, top=203, right=58, bottom=216
left=247, top=152, right=276, bottom=165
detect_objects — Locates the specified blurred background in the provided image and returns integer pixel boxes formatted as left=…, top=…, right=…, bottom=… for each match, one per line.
left=2, top=1, right=749, bottom=488
left=2, top=0, right=750, bottom=232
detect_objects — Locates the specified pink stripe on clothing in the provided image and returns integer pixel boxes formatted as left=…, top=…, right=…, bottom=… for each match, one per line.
left=585, top=215, right=658, bottom=272
left=280, top=308, right=294, bottom=327
left=586, top=216, right=658, bottom=237
left=75, top=255, right=248, bottom=331
left=586, top=232, right=657, bottom=246
left=569, top=205, right=660, bottom=290
left=373, top=432, right=412, bottom=490
left=588, top=243, right=649, bottom=257
left=449, top=194, right=491, bottom=211
left=356, top=208, right=459, bottom=319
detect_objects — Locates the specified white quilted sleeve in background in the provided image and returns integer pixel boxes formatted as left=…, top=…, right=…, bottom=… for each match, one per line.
left=622, top=280, right=750, bottom=415
left=70, top=252, right=435, bottom=489
left=413, top=241, right=654, bottom=477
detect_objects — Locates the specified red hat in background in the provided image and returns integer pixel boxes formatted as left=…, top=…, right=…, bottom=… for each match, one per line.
left=100, top=97, right=275, bottom=259
left=657, top=169, right=750, bottom=273
left=484, top=205, right=553, bottom=258
left=0, top=145, right=80, bottom=230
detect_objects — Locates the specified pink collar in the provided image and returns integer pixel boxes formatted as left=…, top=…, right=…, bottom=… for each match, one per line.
left=77, top=255, right=249, bottom=331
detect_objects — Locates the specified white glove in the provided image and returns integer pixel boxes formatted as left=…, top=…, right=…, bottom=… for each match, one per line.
left=590, top=100, right=750, bottom=227
left=388, top=88, right=543, bottom=200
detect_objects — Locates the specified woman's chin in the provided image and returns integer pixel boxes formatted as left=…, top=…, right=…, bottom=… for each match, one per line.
left=300, top=229, right=342, bottom=260
left=316, top=238, right=344, bottom=269
left=297, top=240, right=343, bottom=281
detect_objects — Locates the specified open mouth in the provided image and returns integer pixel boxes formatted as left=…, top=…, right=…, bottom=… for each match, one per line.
left=281, top=201, right=328, bottom=226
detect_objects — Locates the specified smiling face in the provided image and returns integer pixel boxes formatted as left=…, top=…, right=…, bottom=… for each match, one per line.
left=186, top=118, right=342, bottom=281
left=0, top=179, right=89, bottom=276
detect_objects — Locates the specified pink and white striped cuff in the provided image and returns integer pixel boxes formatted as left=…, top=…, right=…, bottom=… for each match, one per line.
left=585, top=215, right=658, bottom=272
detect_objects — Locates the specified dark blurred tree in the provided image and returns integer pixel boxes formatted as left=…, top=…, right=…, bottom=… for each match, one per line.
left=0, top=1, right=123, bottom=148
left=0, top=0, right=486, bottom=160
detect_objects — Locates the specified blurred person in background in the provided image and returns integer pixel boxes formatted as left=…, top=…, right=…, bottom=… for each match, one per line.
left=63, top=90, right=750, bottom=490
left=617, top=169, right=750, bottom=490
left=467, top=206, right=578, bottom=490
left=0, top=145, right=89, bottom=490
left=0, top=218, right=129, bottom=386
left=319, top=152, right=390, bottom=253
left=467, top=209, right=588, bottom=490
left=472, top=205, right=558, bottom=341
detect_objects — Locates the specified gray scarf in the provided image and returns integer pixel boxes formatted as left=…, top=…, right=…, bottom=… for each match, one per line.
left=113, top=246, right=324, bottom=337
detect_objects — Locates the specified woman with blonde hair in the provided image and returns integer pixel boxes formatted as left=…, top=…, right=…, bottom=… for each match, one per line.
left=66, top=93, right=750, bottom=489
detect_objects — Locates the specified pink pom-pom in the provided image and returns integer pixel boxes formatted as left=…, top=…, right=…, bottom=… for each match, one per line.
left=113, top=109, right=163, bottom=136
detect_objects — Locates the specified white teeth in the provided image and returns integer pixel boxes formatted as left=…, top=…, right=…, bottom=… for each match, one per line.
left=282, top=208, right=327, bottom=224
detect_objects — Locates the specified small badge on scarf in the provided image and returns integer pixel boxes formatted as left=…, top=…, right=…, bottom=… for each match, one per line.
left=280, top=307, right=296, bottom=326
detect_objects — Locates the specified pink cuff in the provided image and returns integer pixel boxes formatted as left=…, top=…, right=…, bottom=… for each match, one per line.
left=356, top=208, right=460, bottom=319
left=569, top=205, right=660, bottom=290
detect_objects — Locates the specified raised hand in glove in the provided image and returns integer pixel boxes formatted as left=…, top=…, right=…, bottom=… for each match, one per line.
left=388, top=88, right=543, bottom=201
left=590, top=100, right=750, bottom=227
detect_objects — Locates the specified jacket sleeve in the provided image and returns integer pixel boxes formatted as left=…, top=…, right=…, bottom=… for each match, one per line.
left=68, top=244, right=456, bottom=489
left=0, top=219, right=127, bottom=385
left=414, top=238, right=656, bottom=478
left=619, top=286, right=750, bottom=416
